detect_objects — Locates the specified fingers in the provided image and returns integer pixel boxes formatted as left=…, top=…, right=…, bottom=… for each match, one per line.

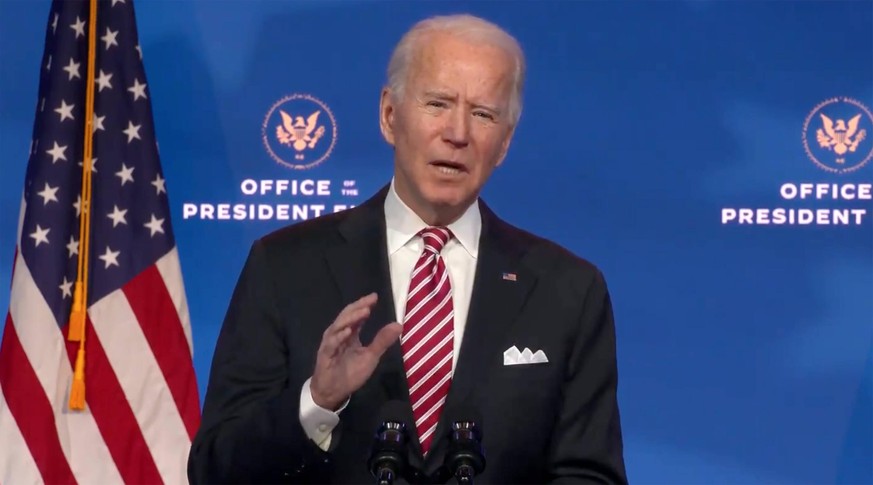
left=322, top=309, right=367, bottom=354
left=325, top=292, right=377, bottom=336
left=321, top=293, right=378, bottom=353
left=366, top=322, right=403, bottom=357
left=335, top=292, right=377, bottom=325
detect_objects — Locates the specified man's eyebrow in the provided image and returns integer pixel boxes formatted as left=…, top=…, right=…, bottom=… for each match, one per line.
left=421, top=90, right=502, bottom=113
left=471, top=102, right=501, bottom=114
left=422, top=90, right=455, bottom=99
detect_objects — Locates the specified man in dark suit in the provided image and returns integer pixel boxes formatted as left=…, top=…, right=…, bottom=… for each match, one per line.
left=188, top=13, right=627, bottom=484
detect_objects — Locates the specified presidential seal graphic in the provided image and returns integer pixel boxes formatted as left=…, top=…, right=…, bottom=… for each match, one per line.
left=263, top=94, right=337, bottom=170
left=803, top=97, right=873, bottom=174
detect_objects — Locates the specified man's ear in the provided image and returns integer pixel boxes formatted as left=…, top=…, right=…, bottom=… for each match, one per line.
left=379, top=88, right=396, bottom=146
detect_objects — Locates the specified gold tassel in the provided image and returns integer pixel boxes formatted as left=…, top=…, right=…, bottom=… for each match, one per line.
left=68, top=347, right=86, bottom=410
left=67, top=283, right=85, bottom=342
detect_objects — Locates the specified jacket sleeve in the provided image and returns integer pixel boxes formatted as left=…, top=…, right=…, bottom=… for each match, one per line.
left=547, top=269, right=628, bottom=484
left=187, top=240, right=336, bottom=483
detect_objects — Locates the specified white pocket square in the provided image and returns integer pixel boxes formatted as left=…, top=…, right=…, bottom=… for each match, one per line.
left=503, top=345, right=549, bottom=365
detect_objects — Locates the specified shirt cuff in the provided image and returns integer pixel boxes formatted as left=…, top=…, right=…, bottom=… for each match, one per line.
left=299, top=376, right=348, bottom=451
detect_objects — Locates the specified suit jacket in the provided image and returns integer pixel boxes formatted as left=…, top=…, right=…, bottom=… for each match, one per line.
left=188, top=185, right=627, bottom=484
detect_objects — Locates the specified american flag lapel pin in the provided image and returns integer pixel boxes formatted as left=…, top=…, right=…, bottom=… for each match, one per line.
left=501, top=272, right=517, bottom=282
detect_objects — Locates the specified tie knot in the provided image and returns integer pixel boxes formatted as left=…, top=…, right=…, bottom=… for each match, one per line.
left=419, top=227, right=452, bottom=254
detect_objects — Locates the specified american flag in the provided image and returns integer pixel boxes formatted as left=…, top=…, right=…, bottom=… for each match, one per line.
left=0, top=1, right=200, bottom=483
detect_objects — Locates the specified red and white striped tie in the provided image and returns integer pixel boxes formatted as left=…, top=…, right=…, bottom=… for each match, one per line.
left=401, top=227, right=454, bottom=455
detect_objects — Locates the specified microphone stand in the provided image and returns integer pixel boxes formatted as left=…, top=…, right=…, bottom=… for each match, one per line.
left=368, top=421, right=409, bottom=485
left=445, top=421, right=485, bottom=485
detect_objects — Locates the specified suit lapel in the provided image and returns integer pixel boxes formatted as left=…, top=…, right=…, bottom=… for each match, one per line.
left=425, top=201, right=538, bottom=472
left=324, top=186, right=397, bottom=350
left=322, top=185, right=427, bottom=462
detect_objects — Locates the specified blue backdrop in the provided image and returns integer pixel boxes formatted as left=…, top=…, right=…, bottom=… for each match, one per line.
left=2, top=1, right=871, bottom=483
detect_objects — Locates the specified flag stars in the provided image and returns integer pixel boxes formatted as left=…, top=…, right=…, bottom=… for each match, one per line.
left=45, top=55, right=52, bottom=71
left=116, top=163, right=135, bottom=186
left=73, top=195, right=82, bottom=217
left=59, top=277, right=73, bottom=299
left=151, top=174, right=166, bottom=195
left=93, top=113, right=106, bottom=132
left=37, top=182, right=59, bottom=205
left=135, top=44, right=142, bottom=60
left=54, top=100, right=75, bottom=122
left=63, top=58, right=81, bottom=80
left=98, top=246, right=121, bottom=269
left=107, top=205, right=128, bottom=227
left=144, top=214, right=165, bottom=237
left=123, top=121, right=142, bottom=143
left=101, top=27, right=119, bottom=50
left=112, top=0, right=127, bottom=6
left=51, top=13, right=59, bottom=33
left=96, top=69, right=113, bottom=92
left=67, top=235, right=79, bottom=258
left=128, top=79, right=147, bottom=101
left=70, top=17, right=86, bottom=38
left=30, top=224, right=50, bottom=247
left=46, top=141, right=68, bottom=163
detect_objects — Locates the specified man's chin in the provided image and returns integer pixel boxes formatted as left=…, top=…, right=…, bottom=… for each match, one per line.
left=422, top=192, right=477, bottom=218
left=423, top=191, right=467, bottom=209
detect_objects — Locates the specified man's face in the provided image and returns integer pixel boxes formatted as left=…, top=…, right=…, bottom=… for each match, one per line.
left=380, top=32, right=517, bottom=224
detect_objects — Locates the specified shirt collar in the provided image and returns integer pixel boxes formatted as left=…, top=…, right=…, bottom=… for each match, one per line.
left=384, top=178, right=481, bottom=258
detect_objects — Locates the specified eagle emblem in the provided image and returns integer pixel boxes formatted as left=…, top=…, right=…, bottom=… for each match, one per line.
left=816, top=113, right=866, bottom=161
left=276, top=110, right=326, bottom=153
left=262, top=93, right=337, bottom=170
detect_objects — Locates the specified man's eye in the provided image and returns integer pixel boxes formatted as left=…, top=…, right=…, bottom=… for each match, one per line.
left=427, top=101, right=446, bottom=108
left=474, top=111, right=494, bottom=120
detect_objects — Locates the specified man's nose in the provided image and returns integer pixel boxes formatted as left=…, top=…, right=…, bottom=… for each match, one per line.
left=442, top=107, right=470, bottom=147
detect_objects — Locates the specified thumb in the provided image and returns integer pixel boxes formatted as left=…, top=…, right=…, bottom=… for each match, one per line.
left=367, top=322, right=403, bottom=357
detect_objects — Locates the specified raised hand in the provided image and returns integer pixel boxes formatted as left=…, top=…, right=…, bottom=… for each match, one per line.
left=310, top=293, right=403, bottom=411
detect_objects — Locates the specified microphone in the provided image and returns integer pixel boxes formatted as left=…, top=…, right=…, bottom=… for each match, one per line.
left=367, top=400, right=412, bottom=485
left=444, top=406, right=485, bottom=484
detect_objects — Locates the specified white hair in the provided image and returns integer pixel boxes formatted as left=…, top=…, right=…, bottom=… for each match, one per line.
left=386, top=14, right=526, bottom=126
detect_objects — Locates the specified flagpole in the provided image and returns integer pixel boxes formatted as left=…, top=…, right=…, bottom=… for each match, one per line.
left=68, top=0, right=100, bottom=411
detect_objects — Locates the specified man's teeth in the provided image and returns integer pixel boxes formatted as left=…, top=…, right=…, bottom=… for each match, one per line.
left=436, top=165, right=461, bottom=174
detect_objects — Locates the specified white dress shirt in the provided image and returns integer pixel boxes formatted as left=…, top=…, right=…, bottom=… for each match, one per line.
left=299, top=179, right=481, bottom=450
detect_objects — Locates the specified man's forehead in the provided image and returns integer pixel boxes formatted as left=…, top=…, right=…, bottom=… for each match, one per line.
left=417, top=32, right=512, bottom=63
left=409, top=42, right=513, bottom=85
